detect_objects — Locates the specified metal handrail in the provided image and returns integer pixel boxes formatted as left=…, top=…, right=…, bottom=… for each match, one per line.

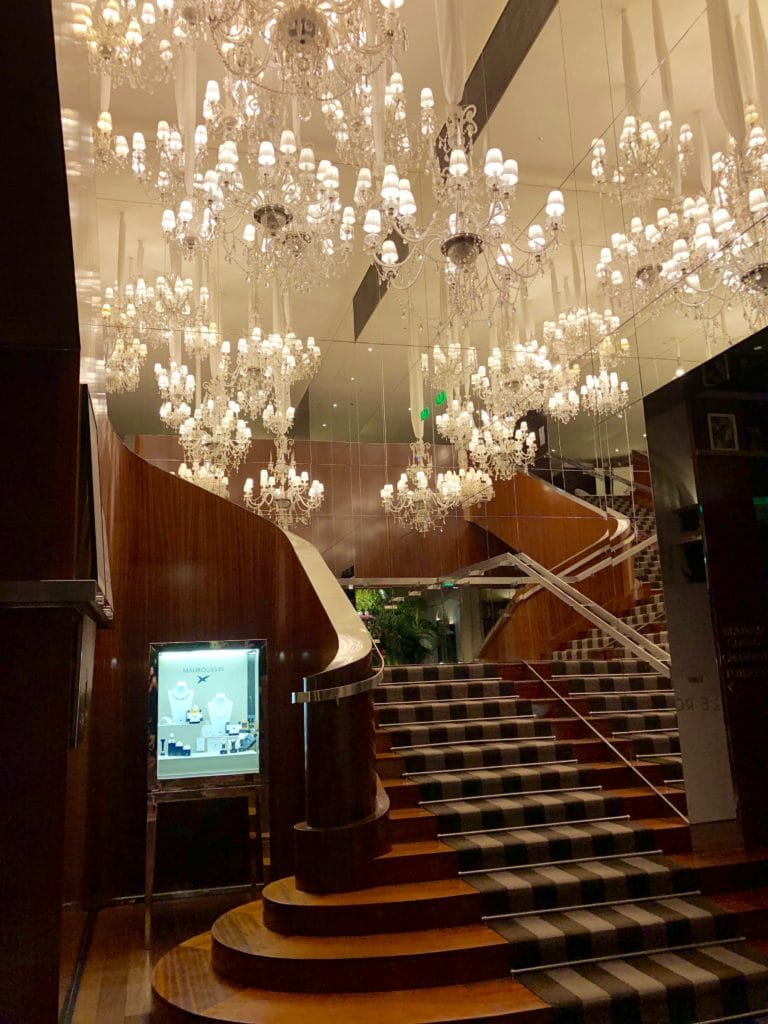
left=543, top=452, right=654, bottom=494
left=523, top=660, right=688, bottom=824
left=511, top=551, right=670, bottom=674
left=292, top=641, right=385, bottom=704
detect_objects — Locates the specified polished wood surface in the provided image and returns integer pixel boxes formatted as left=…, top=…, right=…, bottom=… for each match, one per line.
left=209, top=901, right=510, bottom=992
left=263, top=875, right=482, bottom=936
left=137, top=435, right=511, bottom=577
left=92, top=425, right=341, bottom=900
left=154, top=933, right=551, bottom=1023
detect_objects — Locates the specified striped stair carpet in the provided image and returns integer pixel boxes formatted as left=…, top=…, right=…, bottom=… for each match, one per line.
left=376, top=654, right=768, bottom=1021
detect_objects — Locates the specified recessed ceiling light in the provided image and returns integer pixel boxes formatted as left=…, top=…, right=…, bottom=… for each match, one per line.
left=322, top=422, right=327, bottom=427
left=332, top=402, right=337, bottom=408
left=756, top=345, right=763, bottom=351
left=675, top=365, right=685, bottom=377
left=642, top=433, right=646, bottom=438
left=368, top=346, right=373, bottom=352
left=350, top=376, right=355, bottom=381
left=615, top=448, right=619, bottom=453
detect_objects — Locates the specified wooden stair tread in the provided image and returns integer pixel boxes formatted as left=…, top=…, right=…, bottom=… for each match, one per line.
left=713, top=886, right=768, bottom=913
left=152, top=934, right=551, bottom=1024
left=671, top=847, right=768, bottom=870
left=212, top=902, right=506, bottom=960
left=264, top=875, right=476, bottom=908
left=376, top=839, right=454, bottom=860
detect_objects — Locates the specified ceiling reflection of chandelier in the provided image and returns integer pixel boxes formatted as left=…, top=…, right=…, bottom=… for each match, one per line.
left=219, top=134, right=355, bottom=287
left=243, top=435, right=325, bottom=529
left=468, top=414, right=537, bottom=480
left=75, top=0, right=206, bottom=89
left=207, top=0, right=407, bottom=102
left=381, top=440, right=461, bottom=534
left=155, top=360, right=196, bottom=426
left=178, top=459, right=230, bottom=497
left=580, top=369, right=630, bottom=417
left=105, top=334, right=148, bottom=392
left=359, top=104, right=565, bottom=323
left=591, top=112, right=694, bottom=206
left=323, top=70, right=436, bottom=170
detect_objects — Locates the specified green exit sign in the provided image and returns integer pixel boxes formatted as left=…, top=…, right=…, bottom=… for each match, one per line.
left=420, top=407, right=430, bottom=421
left=435, top=390, right=447, bottom=405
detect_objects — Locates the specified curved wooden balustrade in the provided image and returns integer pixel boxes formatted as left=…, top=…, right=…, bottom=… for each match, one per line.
left=281, top=535, right=391, bottom=893
left=467, top=473, right=636, bottom=661
left=91, top=424, right=383, bottom=899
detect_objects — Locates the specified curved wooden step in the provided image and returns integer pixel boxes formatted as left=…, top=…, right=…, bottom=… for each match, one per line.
left=210, top=902, right=510, bottom=992
left=263, top=875, right=482, bottom=936
left=152, top=932, right=551, bottom=1024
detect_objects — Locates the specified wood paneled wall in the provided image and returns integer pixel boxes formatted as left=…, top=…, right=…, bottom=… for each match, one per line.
left=91, top=426, right=345, bottom=902
left=136, top=435, right=511, bottom=577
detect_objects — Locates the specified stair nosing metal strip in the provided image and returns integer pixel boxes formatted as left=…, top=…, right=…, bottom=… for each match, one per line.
left=438, top=814, right=630, bottom=838
left=390, top=734, right=556, bottom=750
left=382, top=713, right=536, bottom=731
left=510, top=936, right=746, bottom=975
left=482, top=888, right=701, bottom=920
left=463, top=848, right=665, bottom=876
left=421, top=784, right=600, bottom=806
left=404, top=758, right=579, bottom=777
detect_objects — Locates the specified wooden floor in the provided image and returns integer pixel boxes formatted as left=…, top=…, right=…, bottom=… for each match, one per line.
left=69, top=892, right=247, bottom=1024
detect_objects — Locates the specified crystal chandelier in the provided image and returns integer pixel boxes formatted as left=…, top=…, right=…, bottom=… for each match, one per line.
left=421, top=339, right=477, bottom=394
left=467, top=414, right=537, bottom=480
left=155, top=360, right=196, bottom=426
left=381, top=440, right=460, bottom=534
left=322, top=71, right=436, bottom=170
left=590, top=112, right=693, bottom=207
left=105, top=334, right=148, bottom=392
left=542, top=307, right=630, bottom=368
left=202, top=76, right=285, bottom=145
left=74, top=0, right=206, bottom=89
left=580, top=368, right=630, bottom=417
left=177, top=459, right=230, bottom=498
left=162, top=184, right=224, bottom=260
left=123, top=118, right=208, bottom=202
left=358, top=104, right=565, bottom=323
left=234, top=325, right=321, bottom=423
left=471, top=338, right=579, bottom=425
left=207, top=0, right=407, bottom=102
left=243, top=435, right=324, bottom=529
left=178, top=373, right=253, bottom=473
left=217, top=133, right=355, bottom=288
left=101, top=276, right=155, bottom=392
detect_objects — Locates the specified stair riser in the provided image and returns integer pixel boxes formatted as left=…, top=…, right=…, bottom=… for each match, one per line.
left=262, top=890, right=484, bottom=938
left=389, top=814, right=438, bottom=843
left=210, top=936, right=511, bottom=993
left=371, top=849, right=459, bottom=887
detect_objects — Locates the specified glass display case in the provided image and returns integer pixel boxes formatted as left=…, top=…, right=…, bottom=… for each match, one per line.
left=149, top=640, right=266, bottom=782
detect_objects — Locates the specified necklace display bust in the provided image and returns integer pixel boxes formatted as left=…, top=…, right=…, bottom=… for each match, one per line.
left=168, top=681, right=194, bottom=724
left=207, top=692, right=233, bottom=736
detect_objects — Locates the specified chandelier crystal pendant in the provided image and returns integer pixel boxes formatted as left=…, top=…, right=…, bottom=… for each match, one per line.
left=471, top=338, right=579, bottom=426
left=243, top=435, right=324, bottom=529
left=219, top=133, right=355, bottom=289
left=202, top=76, right=285, bottom=145
left=358, top=104, right=565, bottom=324
left=381, top=439, right=460, bottom=533
left=74, top=0, right=206, bottom=89
left=207, top=0, right=407, bottom=103
left=122, top=119, right=208, bottom=202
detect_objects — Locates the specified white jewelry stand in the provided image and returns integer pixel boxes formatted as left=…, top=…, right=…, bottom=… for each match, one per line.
left=207, top=692, right=233, bottom=737
left=168, top=681, right=194, bottom=724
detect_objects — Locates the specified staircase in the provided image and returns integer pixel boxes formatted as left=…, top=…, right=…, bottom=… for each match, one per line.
left=152, top=498, right=768, bottom=1023
left=371, top=495, right=768, bottom=1021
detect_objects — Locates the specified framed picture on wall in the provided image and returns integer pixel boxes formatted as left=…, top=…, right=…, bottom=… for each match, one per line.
left=707, top=412, right=739, bottom=451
